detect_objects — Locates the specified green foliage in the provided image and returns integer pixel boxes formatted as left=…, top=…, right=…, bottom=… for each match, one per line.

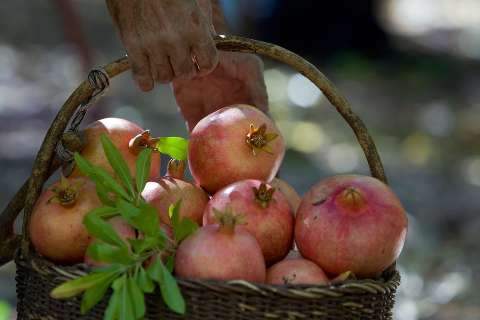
left=155, top=137, right=188, bottom=161
left=51, top=134, right=197, bottom=319
left=135, top=148, right=152, bottom=195
left=147, top=257, right=185, bottom=314
left=169, top=201, right=199, bottom=243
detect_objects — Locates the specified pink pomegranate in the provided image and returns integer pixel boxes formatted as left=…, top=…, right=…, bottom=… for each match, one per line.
left=142, top=160, right=209, bottom=226
left=71, top=117, right=160, bottom=179
left=270, top=178, right=301, bottom=213
left=204, top=179, right=294, bottom=264
left=84, top=216, right=136, bottom=267
left=29, top=176, right=101, bottom=264
left=188, top=104, right=285, bottom=193
left=266, top=258, right=329, bottom=285
left=295, top=175, right=408, bottom=278
left=175, top=211, right=266, bottom=282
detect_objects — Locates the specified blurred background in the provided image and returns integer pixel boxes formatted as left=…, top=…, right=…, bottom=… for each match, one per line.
left=1, top=0, right=480, bottom=319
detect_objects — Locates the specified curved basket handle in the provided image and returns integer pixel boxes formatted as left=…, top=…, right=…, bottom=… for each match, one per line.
left=0, top=35, right=387, bottom=262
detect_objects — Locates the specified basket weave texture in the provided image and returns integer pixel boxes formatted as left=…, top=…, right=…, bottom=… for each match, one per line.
left=16, top=254, right=400, bottom=320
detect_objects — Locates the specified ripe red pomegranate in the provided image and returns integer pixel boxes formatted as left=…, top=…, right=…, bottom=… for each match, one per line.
left=29, top=176, right=101, bottom=264
left=295, top=175, right=408, bottom=278
left=175, top=211, right=266, bottom=282
left=84, top=216, right=136, bottom=267
left=142, top=160, right=209, bottom=226
left=266, top=258, right=329, bottom=285
left=204, top=179, right=294, bottom=264
left=270, top=178, right=301, bottom=213
left=188, top=104, right=285, bottom=193
left=71, top=118, right=160, bottom=179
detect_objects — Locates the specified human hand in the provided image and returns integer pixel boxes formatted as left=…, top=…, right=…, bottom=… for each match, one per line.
left=172, top=51, right=269, bottom=131
left=105, top=0, right=219, bottom=91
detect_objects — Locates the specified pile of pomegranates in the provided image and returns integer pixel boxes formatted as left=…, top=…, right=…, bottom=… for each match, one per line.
left=30, top=104, right=408, bottom=286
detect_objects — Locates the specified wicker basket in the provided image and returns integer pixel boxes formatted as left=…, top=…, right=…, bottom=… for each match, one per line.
left=8, top=35, right=400, bottom=319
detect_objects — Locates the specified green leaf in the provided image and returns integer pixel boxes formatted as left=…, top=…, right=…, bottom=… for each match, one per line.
left=81, top=272, right=117, bottom=314
left=169, top=200, right=198, bottom=243
left=116, top=276, right=135, bottom=320
left=137, top=203, right=160, bottom=236
left=147, top=257, right=185, bottom=314
left=74, top=151, right=96, bottom=176
left=86, top=241, right=134, bottom=265
left=104, top=288, right=120, bottom=320
left=74, top=152, right=132, bottom=201
left=155, top=137, right=188, bottom=161
left=100, top=134, right=135, bottom=198
left=91, top=263, right=125, bottom=274
left=0, top=301, right=12, bottom=320
left=135, top=148, right=152, bottom=194
left=165, top=255, right=175, bottom=273
left=128, top=236, right=162, bottom=255
left=127, top=277, right=145, bottom=319
left=116, top=198, right=140, bottom=220
left=136, top=267, right=155, bottom=293
left=88, top=206, right=118, bottom=219
left=146, top=257, right=162, bottom=282
left=51, top=271, right=118, bottom=299
left=96, top=183, right=115, bottom=207
left=175, top=218, right=199, bottom=243
left=168, top=201, right=181, bottom=226
left=117, top=200, right=159, bottom=237
left=83, top=212, right=126, bottom=248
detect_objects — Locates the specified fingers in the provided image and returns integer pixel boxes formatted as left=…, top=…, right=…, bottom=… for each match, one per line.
left=124, top=39, right=154, bottom=92
left=114, top=0, right=220, bottom=91
left=146, top=42, right=174, bottom=84
left=191, top=38, right=219, bottom=76
left=168, top=45, right=197, bottom=80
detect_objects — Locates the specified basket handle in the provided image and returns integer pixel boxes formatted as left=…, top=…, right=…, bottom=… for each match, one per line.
left=0, top=35, right=387, bottom=263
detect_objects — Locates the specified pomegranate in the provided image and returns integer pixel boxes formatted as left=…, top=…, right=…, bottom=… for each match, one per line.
left=295, top=175, right=408, bottom=278
left=71, top=118, right=160, bottom=179
left=175, top=211, right=266, bottom=282
left=84, top=216, right=136, bottom=267
left=188, top=104, right=285, bottom=193
left=204, top=180, right=294, bottom=264
left=266, top=258, right=329, bottom=285
left=270, top=178, right=301, bottom=213
left=142, top=160, right=209, bottom=226
left=29, top=176, right=101, bottom=264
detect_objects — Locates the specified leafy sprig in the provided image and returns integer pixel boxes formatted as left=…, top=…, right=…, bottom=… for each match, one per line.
left=51, top=133, right=197, bottom=320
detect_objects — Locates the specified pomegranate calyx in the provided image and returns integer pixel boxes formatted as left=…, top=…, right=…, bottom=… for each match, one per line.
left=253, top=183, right=276, bottom=209
left=213, top=207, right=245, bottom=234
left=48, top=175, right=84, bottom=207
left=245, top=123, right=279, bottom=156
left=337, top=187, right=366, bottom=212
left=128, top=130, right=160, bottom=155
left=166, top=159, right=186, bottom=180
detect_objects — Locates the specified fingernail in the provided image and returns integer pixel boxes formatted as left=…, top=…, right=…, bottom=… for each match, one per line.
left=136, top=77, right=154, bottom=92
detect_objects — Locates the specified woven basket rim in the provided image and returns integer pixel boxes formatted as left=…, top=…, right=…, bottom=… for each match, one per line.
left=16, top=251, right=401, bottom=299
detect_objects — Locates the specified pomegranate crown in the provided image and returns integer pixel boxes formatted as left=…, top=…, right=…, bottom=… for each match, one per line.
left=48, top=174, right=84, bottom=206
left=245, top=123, right=279, bottom=156
left=166, top=159, right=186, bottom=180
left=336, top=186, right=366, bottom=212
left=212, top=207, right=246, bottom=233
left=128, top=130, right=160, bottom=155
left=253, top=182, right=276, bottom=208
